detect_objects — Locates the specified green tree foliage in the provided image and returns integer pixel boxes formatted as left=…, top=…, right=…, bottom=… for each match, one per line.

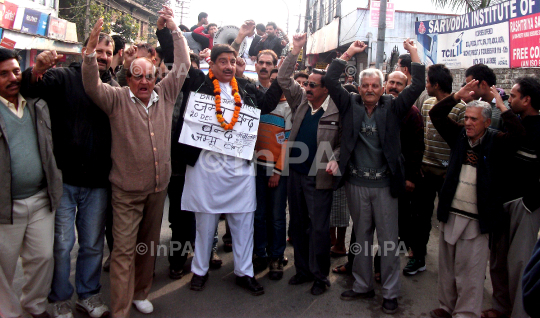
left=431, top=0, right=507, bottom=12
left=134, top=0, right=169, bottom=16
left=59, top=0, right=141, bottom=42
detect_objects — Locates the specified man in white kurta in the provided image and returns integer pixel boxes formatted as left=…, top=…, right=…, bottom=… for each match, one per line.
left=178, top=42, right=283, bottom=296
left=182, top=82, right=257, bottom=282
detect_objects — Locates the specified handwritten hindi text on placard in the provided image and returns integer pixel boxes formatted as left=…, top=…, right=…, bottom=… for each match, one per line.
left=179, top=92, right=260, bottom=160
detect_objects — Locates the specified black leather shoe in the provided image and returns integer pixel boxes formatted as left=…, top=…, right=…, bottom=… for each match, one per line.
left=340, top=289, right=375, bottom=300
left=190, top=273, right=208, bottom=291
left=236, top=275, right=264, bottom=296
left=382, top=298, right=398, bottom=314
left=288, top=273, right=314, bottom=285
left=310, top=280, right=327, bottom=295
left=223, top=240, right=232, bottom=253
left=268, top=258, right=284, bottom=280
left=253, top=255, right=268, bottom=273
left=169, top=268, right=184, bottom=280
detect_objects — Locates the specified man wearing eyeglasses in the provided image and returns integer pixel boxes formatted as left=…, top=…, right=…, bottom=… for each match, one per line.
left=81, top=13, right=190, bottom=316
left=325, top=39, right=425, bottom=314
left=277, top=33, right=341, bottom=296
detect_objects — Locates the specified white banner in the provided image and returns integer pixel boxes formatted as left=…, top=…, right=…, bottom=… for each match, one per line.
left=370, top=0, right=395, bottom=29
left=179, top=92, right=261, bottom=160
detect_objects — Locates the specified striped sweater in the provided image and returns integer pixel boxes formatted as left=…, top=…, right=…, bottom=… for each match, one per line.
left=422, top=97, right=466, bottom=169
left=255, top=98, right=292, bottom=175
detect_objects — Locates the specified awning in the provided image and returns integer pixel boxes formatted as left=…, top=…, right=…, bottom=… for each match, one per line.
left=306, top=18, right=340, bottom=55
left=4, top=29, right=82, bottom=53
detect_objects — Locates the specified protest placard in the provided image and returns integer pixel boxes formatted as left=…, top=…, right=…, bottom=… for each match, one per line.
left=179, top=92, right=261, bottom=160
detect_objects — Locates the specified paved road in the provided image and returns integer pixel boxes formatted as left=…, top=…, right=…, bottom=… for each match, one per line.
left=13, top=197, right=493, bottom=317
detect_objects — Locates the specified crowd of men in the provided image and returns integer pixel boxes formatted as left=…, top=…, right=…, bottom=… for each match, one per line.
left=1, top=6, right=540, bottom=318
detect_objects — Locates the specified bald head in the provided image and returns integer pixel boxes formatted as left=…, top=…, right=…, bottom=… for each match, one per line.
left=386, top=71, right=407, bottom=98
left=126, top=58, right=158, bottom=105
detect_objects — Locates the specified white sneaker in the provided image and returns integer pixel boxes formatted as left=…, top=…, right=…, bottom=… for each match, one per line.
left=132, top=299, right=154, bottom=314
left=52, top=301, right=74, bottom=318
left=76, top=293, right=110, bottom=318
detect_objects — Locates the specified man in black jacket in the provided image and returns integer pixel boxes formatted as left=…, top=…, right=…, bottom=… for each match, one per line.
left=20, top=34, right=117, bottom=317
left=181, top=45, right=282, bottom=296
left=428, top=83, right=524, bottom=318
left=250, top=22, right=286, bottom=58
left=484, top=77, right=540, bottom=318
left=325, top=39, right=425, bottom=314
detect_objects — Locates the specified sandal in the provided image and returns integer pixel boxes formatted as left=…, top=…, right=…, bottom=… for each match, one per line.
left=332, top=264, right=351, bottom=274
left=223, top=241, right=232, bottom=253
left=481, top=309, right=509, bottom=318
left=374, top=272, right=381, bottom=283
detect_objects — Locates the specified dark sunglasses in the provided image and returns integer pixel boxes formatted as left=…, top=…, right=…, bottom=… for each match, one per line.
left=302, top=81, right=321, bottom=88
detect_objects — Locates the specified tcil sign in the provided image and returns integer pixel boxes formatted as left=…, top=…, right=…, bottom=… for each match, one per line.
left=415, top=0, right=540, bottom=69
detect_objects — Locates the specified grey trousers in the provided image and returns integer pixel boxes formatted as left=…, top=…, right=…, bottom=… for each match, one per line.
left=345, top=183, right=400, bottom=299
left=288, top=169, right=333, bottom=284
left=438, top=215, right=489, bottom=318
left=0, top=189, right=55, bottom=317
left=490, top=198, right=540, bottom=317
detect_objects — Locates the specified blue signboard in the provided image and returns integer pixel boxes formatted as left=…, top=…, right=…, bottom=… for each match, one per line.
left=20, top=8, right=48, bottom=36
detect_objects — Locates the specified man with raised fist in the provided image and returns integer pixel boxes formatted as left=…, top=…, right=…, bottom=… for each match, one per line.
left=81, top=11, right=189, bottom=316
left=21, top=16, right=118, bottom=318
left=325, top=38, right=425, bottom=314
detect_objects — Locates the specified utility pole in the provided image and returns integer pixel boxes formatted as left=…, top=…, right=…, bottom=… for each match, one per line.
left=375, top=0, right=387, bottom=70
left=174, top=0, right=190, bottom=25
left=279, top=0, right=289, bottom=35
left=84, top=0, right=90, bottom=39
left=302, top=0, right=311, bottom=69
left=295, top=14, right=302, bottom=33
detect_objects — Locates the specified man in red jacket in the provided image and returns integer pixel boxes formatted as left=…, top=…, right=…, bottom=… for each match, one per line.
left=193, top=23, right=218, bottom=49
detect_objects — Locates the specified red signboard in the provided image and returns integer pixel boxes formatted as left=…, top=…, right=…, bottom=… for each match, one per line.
left=48, top=16, right=68, bottom=40
left=509, top=13, right=540, bottom=68
left=0, top=37, right=16, bottom=50
left=2, top=1, right=18, bottom=30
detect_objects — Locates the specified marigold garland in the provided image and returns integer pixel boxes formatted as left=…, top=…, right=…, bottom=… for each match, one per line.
left=209, top=70, right=242, bottom=130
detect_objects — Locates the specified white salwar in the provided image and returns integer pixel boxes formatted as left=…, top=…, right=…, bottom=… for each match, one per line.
left=182, top=81, right=256, bottom=277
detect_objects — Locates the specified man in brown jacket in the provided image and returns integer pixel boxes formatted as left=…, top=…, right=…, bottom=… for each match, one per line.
left=277, top=34, right=341, bottom=296
left=81, top=13, right=189, bottom=318
left=0, top=48, right=63, bottom=318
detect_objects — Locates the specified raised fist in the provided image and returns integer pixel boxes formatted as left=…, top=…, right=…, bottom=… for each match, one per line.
left=348, top=41, right=367, bottom=55
left=239, top=20, right=255, bottom=38
left=403, top=38, right=417, bottom=53
left=123, top=46, right=138, bottom=69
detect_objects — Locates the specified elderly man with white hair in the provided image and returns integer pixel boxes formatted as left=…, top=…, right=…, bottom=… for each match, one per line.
left=427, top=82, right=525, bottom=318
left=324, top=39, right=425, bottom=314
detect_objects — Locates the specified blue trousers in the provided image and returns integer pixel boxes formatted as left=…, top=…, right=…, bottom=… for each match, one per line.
left=48, top=184, right=107, bottom=302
